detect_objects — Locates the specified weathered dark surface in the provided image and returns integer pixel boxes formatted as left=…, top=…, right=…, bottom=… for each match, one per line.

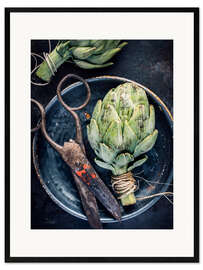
left=31, top=40, right=173, bottom=229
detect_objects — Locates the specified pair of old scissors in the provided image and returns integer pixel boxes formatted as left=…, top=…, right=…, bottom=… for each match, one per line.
left=31, top=74, right=121, bottom=228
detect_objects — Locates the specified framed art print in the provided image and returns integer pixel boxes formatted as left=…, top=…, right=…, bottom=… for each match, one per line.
left=5, top=7, right=199, bottom=262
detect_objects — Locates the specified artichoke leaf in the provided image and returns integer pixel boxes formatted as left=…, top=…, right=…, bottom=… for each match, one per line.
left=115, top=83, right=134, bottom=113
left=111, top=40, right=121, bottom=47
left=90, top=40, right=106, bottom=54
left=95, top=158, right=115, bottom=174
left=56, top=41, right=70, bottom=57
left=133, top=129, right=158, bottom=158
left=74, top=60, right=113, bottom=69
left=103, top=40, right=122, bottom=50
left=103, top=40, right=118, bottom=50
left=116, top=83, right=136, bottom=98
left=128, top=155, right=148, bottom=171
left=69, top=40, right=90, bottom=46
left=98, top=104, right=120, bottom=136
left=142, top=105, right=155, bottom=139
left=102, top=89, right=118, bottom=108
left=87, top=119, right=101, bottom=151
left=118, top=42, right=128, bottom=49
left=133, top=87, right=149, bottom=105
left=132, top=105, right=146, bottom=120
left=140, top=102, right=150, bottom=120
left=103, top=120, right=123, bottom=150
left=93, top=43, right=105, bottom=55
left=114, top=153, right=134, bottom=167
left=98, top=143, right=117, bottom=163
left=128, top=104, right=150, bottom=138
left=132, top=88, right=150, bottom=118
left=90, top=40, right=104, bottom=47
left=128, top=118, right=142, bottom=140
left=92, top=100, right=102, bottom=121
left=72, top=46, right=96, bottom=60
left=87, top=48, right=121, bottom=64
left=118, top=87, right=134, bottom=121
left=122, top=120, right=138, bottom=153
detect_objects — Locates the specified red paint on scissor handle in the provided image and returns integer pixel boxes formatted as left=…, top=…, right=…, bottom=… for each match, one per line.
left=91, top=173, right=96, bottom=179
left=83, top=164, right=90, bottom=169
left=76, top=164, right=96, bottom=186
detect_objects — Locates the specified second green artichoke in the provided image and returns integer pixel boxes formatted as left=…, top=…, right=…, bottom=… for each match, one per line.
left=35, top=40, right=127, bottom=82
left=87, top=82, right=158, bottom=206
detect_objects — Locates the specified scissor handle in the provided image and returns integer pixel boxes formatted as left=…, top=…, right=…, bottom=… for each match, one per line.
left=31, top=101, right=41, bottom=133
left=31, top=123, right=41, bottom=133
left=56, top=74, right=91, bottom=111
left=31, top=98, right=63, bottom=153
left=56, top=74, right=91, bottom=149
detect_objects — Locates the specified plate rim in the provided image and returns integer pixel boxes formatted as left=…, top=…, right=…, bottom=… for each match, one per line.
left=32, top=75, right=173, bottom=223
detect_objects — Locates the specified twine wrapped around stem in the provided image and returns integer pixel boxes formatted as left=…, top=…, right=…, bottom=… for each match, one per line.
left=111, top=172, right=137, bottom=199
left=31, top=40, right=53, bottom=86
left=111, top=172, right=173, bottom=203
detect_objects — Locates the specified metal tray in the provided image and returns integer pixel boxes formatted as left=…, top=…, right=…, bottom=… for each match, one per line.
left=33, top=76, right=173, bottom=223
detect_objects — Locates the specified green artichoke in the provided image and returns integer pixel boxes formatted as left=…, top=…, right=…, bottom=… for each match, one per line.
left=87, top=82, right=158, bottom=206
left=35, top=40, right=127, bottom=82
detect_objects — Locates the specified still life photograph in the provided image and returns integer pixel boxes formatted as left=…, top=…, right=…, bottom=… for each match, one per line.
left=6, top=7, right=198, bottom=262
left=31, top=39, right=173, bottom=229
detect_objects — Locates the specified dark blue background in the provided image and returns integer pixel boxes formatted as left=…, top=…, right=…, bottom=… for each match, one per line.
left=31, top=40, right=173, bottom=229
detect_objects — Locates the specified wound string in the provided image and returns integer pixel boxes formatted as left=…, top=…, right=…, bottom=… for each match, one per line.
left=31, top=40, right=57, bottom=86
left=111, top=171, right=173, bottom=203
left=111, top=171, right=137, bottom=199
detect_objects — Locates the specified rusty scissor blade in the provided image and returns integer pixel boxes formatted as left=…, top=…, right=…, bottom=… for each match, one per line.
left=61, top=141, right=121, bottom=221
left=72, top=131, right=102, bottom=228
left=74, top=164, right=121, bottom=221
left=72, top=173, right=102, bottom=229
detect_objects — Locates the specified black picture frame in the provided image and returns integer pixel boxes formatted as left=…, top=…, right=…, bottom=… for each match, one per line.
left=5, top=7, right=199, bottom=263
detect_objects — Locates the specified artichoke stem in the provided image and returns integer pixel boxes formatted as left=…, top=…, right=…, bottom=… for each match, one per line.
left=112, top=170, right=137, bottom=206
left=121, top=193, right=136, bottom=206
left=36, top=48, right=70, bottom=82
